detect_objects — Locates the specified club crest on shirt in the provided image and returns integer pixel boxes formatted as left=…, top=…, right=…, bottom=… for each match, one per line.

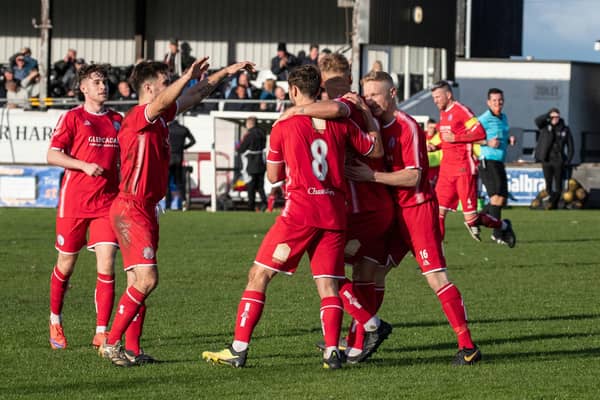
left=143, top=246, right=155, bottom=260
left=113, top=121, right=121, bottom=131
left=387, top=137, right=396, bottom=149
left=448, top=114, right=453, bottom=121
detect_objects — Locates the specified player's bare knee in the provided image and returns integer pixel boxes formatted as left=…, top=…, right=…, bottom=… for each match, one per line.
left=56, top=253, right=78, bottom=276
left=246, top=264, right=274, bottom=290
left=425, top=271, right=450, bottom=292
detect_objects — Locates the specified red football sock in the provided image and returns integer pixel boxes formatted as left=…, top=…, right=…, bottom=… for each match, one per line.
left=338, top=278, right=372, bottom=324
left=267, top=194, right=276, bottom=212
left=320, top=296, right=343, bottom=348
left=478, top=212, right=502, bottom=229
left=438, top=214, right=446, bottom=240
left=107, top=286, right=145, bottom=345
left=374, top=286, right=385, bottom=313
left=345, top=319, right=358, bottom=348
left=233, top=290, right=266, bottom=344
left=50, top=266, right=69, bottom=316
left=124, top=304, right=146, bottom=355
left=95, top=273, right=115, bottom=328
left=436, top=283, right=475, bottom=349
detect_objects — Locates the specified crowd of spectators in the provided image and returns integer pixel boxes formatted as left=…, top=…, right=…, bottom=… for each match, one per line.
left=1, top=41, right=331, bottom=112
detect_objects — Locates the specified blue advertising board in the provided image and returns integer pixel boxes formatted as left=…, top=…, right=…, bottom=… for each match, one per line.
left=0, top=165, right=63, bottom=208
left=481, top=165, right=545, bottom=206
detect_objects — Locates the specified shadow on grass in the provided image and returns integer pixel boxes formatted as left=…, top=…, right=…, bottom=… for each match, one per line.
left=388, top=312, right=600, bottom=330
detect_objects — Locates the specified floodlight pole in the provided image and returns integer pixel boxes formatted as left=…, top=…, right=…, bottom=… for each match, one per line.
left=33, top=0, right=52, bottom=111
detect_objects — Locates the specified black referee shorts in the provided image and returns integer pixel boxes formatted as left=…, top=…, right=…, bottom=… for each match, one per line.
left=479, top=159, right=508, bottom=198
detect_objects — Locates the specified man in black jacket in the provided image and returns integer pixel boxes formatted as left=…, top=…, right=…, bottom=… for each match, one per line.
left=534, top=108, right=574, bottom=208
left=239, top=116, right=267, bottom=211
left=167, top=119, right=196, bottom=210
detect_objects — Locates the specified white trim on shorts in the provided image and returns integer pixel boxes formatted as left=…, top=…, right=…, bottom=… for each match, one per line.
left=124, top=263, right=157, bottom=271
left=56, top=247, right=80, bottom=255
left=313, top=274, right=346, bottom=280
left=87, top=241, right=120, bottom=252
left=253, top=260, right=292, bottom=276
left=421, top=267, right=447, bottom=276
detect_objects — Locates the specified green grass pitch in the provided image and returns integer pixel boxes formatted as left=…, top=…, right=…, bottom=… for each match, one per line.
left=1, top=207, right=599, bottom=399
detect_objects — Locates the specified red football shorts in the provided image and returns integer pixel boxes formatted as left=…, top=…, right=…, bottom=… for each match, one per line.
left=55, top=215, right=118, bottom=254
left=110, top=196, right=159, bottom=270
left=385, top=200, right=447, bottom=274
left=435, top=173, right=478, bottom=213
left=254, top=216, right=346, bottom=279
left=345, top=206, right=395, bottom=266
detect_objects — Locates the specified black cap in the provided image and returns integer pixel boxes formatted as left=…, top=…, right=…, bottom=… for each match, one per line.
left=277, top=42, right=287, bottom=52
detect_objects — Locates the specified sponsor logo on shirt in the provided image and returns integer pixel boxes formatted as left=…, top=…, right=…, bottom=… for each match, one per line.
left=88, top=136, right=119, bottom=147
left=307, top=187, right=335, bottom=196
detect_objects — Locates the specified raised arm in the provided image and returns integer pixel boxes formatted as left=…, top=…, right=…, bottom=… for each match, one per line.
left=146, top=57, right=210, bottom=121
left=280, top=100, right=350, bottom=121
left=178, top=60, right=255, bottom=113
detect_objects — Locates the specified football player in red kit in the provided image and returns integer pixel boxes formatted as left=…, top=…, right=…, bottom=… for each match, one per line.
left=47, top=63, right=122, bottom=350
left=202, top=64, right=383, bottom=369
left=346, top=71, right=482, bottom=365
left=430, top=81, right=515, bottom=245
left=98, top=58, right=255, bottom=366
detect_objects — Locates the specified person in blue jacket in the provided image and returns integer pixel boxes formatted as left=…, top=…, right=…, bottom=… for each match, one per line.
left=478, top=88, right=514, bottom=245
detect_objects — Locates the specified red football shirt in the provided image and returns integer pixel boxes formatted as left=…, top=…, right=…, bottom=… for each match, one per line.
left=336, top=98, right=392, bottom=214
left=267, top=115, right=375, bottom=230
left=50, top=105, right=122, bottom=218
left=382, top=111, right=433, bottom=207
left=438, top=101, right=485, bottom=176
left=118, top=102, right=178, bottom=204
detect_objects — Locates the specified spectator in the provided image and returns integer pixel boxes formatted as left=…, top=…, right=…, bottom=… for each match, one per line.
left=1, top=68, right=17, bottom=98
left=5, top=80, right=30, bottom=109
left=270, top=42, right=299, bottom=81
left=274, top=86, right=287, bottom=112
left=54, top=49, right=78, bottom=86
left=113, top=80, right=137, bottom=112
left=20, top=67, right=41, bottom=98
left=163, top=38, right=181, bottom=77
left=167, top=119, right=196, bottom=210
left=317, top=48, right=332, bottom=64
left=225, top=85, right=256, bottom=111
left=12, top=54, right=30, bottom=81
left=238, top=116, right=267, bottom=211
left=370, top=60, right=384, bottom=73
left=302, top=44, right=319, bottom=65
left=10, top=48, right=38, bottom=76
left=534, top=107, right=574, bottom=208
left=226, top=71, right=254, bottom=99
left=180, top=41, right=196, bottom=71
left=65, top=59, right=86, bottom=97
left=259, top=78, right=276, bottom=111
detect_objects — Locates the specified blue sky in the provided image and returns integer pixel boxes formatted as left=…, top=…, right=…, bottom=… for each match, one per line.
left=522, top=0, right=600, bottom=62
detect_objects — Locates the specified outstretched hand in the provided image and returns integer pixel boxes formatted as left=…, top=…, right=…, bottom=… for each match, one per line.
left=185, top=57, right=210, bottom=80
left=225, top=61, right=256, bottom=76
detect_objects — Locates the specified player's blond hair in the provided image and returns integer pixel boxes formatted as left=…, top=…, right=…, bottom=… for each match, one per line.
left=361, top=70, right=394, bottom=89
left=318, top=53, right=350, bottom=78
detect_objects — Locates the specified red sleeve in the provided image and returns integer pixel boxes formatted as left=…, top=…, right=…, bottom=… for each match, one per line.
left=346, top=119, right=374, bottom=156
left=399, top=120, right=423, bottom=170
left=267, top=124, right=284, bottom=164
left=335, top=97, right=368, bottom=130
left=453, top=106, right=486, bottom=143
left=49, top=111, right=74, bottom=152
